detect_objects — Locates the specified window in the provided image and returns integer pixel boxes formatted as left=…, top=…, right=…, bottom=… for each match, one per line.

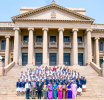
left=1, top=40, right=6, bottom=50
left=50, top=36, right=56, bottom=42
left=77, top=36, right=82, bottom=43
left=37, top=36, right=42, bottom=42
left=64, top=36, right=70, bottom=42
left=99, top=42, right=103, bottom=51
left=23, top=36, right=28, bottom=42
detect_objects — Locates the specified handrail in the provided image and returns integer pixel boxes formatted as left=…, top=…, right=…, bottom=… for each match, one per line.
left=90, top=62, right=101, bottom=75
left=4, top=62, right=15, bottom=75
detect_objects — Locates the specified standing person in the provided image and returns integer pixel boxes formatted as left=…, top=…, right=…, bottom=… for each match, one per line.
left=58, top=82, right=62, bottom=99
left=43, top=82, right=47, bottom=99
left=53, top=66, right=56, bottom=71
left=37, top=80, right=42, bottom=99
left=77, top=81, right=82, bottom=95
left=53, top=82, right=57, bottom=99
left=67, top=82, right=72, bottom=99
left=71, top=81, right=77, bottom=99
left=31, top=80, right=37, bottom=99
left=25, top=81, right=31, bottom=99
left=20, top=79, right=25, bottom=96
left=62, top=82, right=67, bottom=99
left=82, top=77, right=86, bottom=92
left=47, top=81, right=53, bottom=99
left=16, top=79, right=21, bottom=96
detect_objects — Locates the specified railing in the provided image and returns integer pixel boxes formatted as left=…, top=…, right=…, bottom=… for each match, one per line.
left=90, top=62, right=101, bottom=75
left=34, top=42, right=43, bottom=48
left=49, top=42, right=57, bottom=48
left=0, top=21, right=14, bottom=27
left=64, top=42, right=71, bottom=48
left=91, top=23, right=104, bottom=29
left=4, top=62, right=15, bottom=75
left=22, top=42, right=28, bottom=47
left=78, top=42, right=84, bottom=48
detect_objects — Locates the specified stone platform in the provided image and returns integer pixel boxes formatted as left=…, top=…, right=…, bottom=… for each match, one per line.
left=0, top=65, right=104, bottom=99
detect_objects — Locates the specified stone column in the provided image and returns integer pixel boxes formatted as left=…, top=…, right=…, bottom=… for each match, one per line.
left=19, top=33, right=22, bottom=66
left=28, top=28, right=34, bottom=66
left=0, top=60, right=4, bottom=76
left=72, top=29, right=78, bottom=65
left=58, top=28, right=64, bottom=66
left=95, top=37, right=100, bottom=66
left=5, top=36, right=10, bottom=66
left=42, top=28, right=48, bottom=66
left=13, top=28, right=19, bottom=66
left=86, top=29, right=92, bottom=64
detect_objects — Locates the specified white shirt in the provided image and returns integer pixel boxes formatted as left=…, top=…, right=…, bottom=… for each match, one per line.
left=25, top=83, right=31, bottom=90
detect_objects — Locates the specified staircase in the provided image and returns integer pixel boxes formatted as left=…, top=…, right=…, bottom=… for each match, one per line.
left=0, top=65, right=104, bottom=99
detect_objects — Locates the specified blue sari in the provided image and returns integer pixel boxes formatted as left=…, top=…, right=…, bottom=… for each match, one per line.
left=67, top=84, right=72, bottom=98
left=53, top=84, right=57, bottom=99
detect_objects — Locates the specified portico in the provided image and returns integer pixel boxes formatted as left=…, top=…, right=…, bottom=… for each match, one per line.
left=0, top=1, right=104, bottom=67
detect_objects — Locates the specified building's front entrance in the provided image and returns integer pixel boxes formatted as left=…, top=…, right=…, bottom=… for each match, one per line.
left=64, top=53, right=70, bottom=66
left=100, top=59, right=103, bottom=67
left=49, top=53, right=57, bottom=66
left=22, top=53, right=28, bottom=66
left=78, top=54, right=83, bottom=66
left=35, top=53, right=42, bottom=66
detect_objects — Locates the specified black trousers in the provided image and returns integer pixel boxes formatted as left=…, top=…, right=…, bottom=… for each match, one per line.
left=38, top=90, right=41, bottom=99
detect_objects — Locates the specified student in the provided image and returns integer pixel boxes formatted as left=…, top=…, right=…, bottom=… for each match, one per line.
left=53, top=66, right=56, bottom=71
left=16, top=79, right=21, bottom=96
left=25, top=80, right=31, bottom=99
left=82, top=77, right=86, bottom=92
left=37, top=80, right=42, bottom=99
left=20, top=79, right=25, bottom=96
left=77, top=80, right=82, bottom=95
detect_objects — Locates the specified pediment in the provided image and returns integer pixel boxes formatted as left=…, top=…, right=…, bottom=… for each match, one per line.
left=11, top=3, right=95, bottom=22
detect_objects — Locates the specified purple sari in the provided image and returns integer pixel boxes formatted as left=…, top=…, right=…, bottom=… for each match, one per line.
left=47, top=84, right=53, bottom=99
left=58, top=85, right=62, bottom=99
left=71, top=84, right=77, bottom=99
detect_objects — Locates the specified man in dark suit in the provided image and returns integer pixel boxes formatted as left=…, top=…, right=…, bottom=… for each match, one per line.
left=37, top=80, right=42, bottom=99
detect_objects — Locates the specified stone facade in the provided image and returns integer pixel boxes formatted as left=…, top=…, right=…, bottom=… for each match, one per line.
left=0, top=1, right=104, bottom=67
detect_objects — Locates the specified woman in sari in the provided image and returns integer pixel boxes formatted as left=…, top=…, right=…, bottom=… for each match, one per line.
left=47, top=81, right=53, bottom=99
left=58, top=82, right=62, bottom=99
left=67, top=82, right=72, bottom=99
left=62, top=82, right=67, bottom=99
left=71, top=81, right=77, bottom=99
left=53, top=82, right=57, bottom=99
left=42, top=82, right=47, bottom=99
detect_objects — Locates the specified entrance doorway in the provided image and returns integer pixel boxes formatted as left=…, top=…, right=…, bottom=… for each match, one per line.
left=78, top=54, right=83, bottom=66
left=49, top=53, right=57, bottom=66
left=35, top=53, right=42, bottom=66
left=64, top=53, right=70, bottom=66
left=22, top=53, right=28, bottom=66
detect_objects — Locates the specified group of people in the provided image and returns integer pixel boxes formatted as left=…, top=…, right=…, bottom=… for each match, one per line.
left=16, top=66, right=86, bottom=99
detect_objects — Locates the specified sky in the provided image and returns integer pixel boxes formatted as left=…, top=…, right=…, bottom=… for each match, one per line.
left=0, top=0, right=104, bottom=23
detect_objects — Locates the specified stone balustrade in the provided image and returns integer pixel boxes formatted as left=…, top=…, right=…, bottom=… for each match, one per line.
left=34, top=42, right=43, bottom=48
left=0, top=21, right=14, bottom=27
left=90, top=62, right=101, bottom=75
left=21, top=42, right=28, bottom=47
left=64, top=42, right=72, bottom=48
left=49, top=42, right=57, bottom=48
left=78, top=42, right=84, bottom=48
left=4, top=62, right=15, bottom=75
